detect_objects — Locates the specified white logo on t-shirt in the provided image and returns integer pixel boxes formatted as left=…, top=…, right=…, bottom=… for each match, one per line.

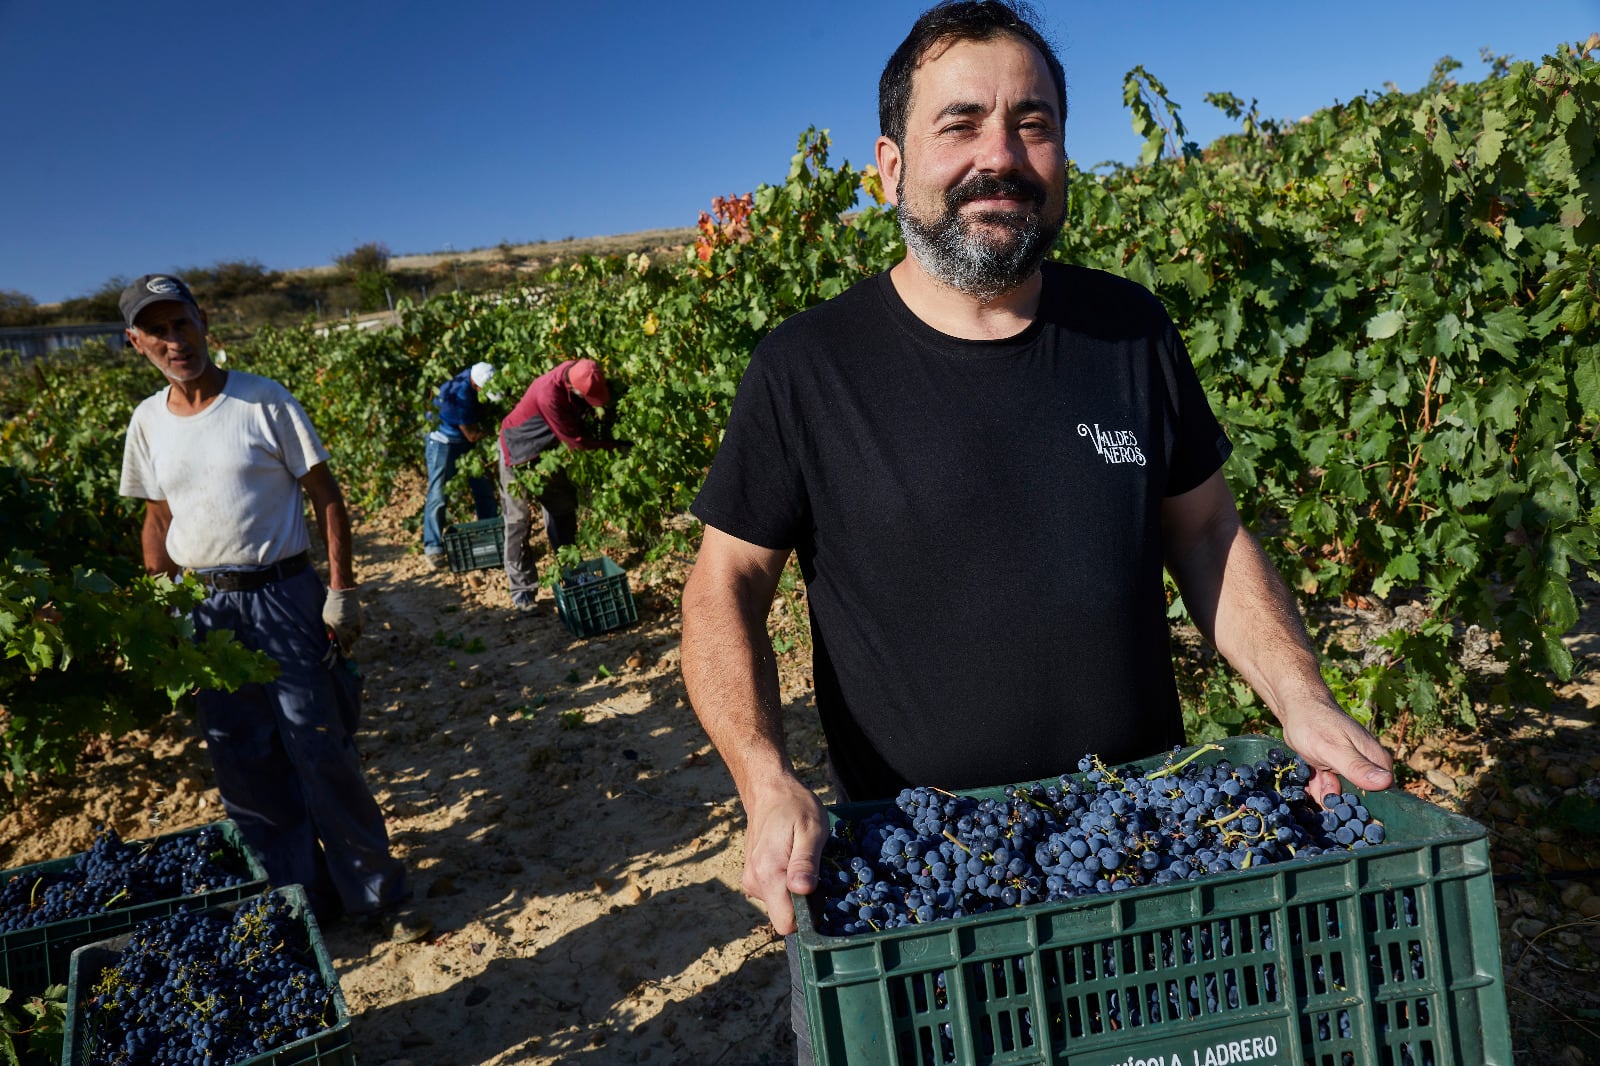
left=1079, top=423, right=1147, bottom=466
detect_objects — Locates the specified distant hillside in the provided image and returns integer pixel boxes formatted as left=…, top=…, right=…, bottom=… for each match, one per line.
left=5, top=227, right=700, bottom=339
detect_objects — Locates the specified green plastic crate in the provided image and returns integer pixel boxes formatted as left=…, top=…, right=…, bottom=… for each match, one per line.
left=554, top=556, right=638, bottom=638
left=0, top=820, right=267, bottom=996
left=444, top=515, right=505, bottom=572
left=793, top=735, right=1511, bottom=1066
left=64, top=885, right=354, bottom=1066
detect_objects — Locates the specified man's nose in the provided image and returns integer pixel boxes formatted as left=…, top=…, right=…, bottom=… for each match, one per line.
left=972, top=124, right=1026, bottom=173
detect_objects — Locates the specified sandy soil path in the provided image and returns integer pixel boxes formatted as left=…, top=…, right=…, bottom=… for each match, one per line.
left=4, top=477, right=1599, bottom=1064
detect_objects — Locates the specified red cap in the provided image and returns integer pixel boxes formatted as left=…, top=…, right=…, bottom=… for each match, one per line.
left=568, top=359, right=610, bottom=407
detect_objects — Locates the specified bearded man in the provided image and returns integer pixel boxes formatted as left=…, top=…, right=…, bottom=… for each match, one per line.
left=680, top=0, right=1391, bottom=969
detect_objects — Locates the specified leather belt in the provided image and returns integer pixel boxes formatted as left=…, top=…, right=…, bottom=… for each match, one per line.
left=194, top=551, right=311, bottom=593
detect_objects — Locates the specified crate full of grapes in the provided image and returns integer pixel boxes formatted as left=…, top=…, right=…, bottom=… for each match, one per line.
left=0, top=821, right=266, bottom=995
left=554, top=556, right=638, bottom=638
left=64, top=884, right=354, bottom=1066
left=792, top=734, right=1511, bottom=1065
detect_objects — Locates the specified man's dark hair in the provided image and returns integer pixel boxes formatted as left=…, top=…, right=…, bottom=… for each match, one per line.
left=878, top=1, right=1065, bottom=149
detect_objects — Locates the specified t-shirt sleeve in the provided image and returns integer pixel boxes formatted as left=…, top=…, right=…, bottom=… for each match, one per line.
left=437, top=376, right=478, bottom=429
left=1160, top=322, right=1233, bottom=496
left=119, top=403, right=161, bottom=501
left=691, top=342, right=808, bottom=550
left=272, top=391, right=331, bottom=478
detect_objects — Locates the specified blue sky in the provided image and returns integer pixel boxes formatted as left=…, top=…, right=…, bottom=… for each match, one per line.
left=2, top=1, right=1595, bottom=306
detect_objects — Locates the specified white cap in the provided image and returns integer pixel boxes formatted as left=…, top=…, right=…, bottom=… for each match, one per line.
left=470, top=362, right=495, bottom=388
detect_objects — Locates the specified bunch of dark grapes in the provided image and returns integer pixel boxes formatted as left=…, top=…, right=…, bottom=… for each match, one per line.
left=814, top=745, right=1388, bottom=936
left=82, top=892, right=335, bottom=1066
left=0, top=826, right=248, bottom=933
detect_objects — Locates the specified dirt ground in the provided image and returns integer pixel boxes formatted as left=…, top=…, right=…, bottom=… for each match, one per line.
left=3, top=476, right=1599, bottom=1065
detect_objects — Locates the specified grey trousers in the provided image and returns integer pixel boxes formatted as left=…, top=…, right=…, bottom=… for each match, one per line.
left=497, top=448, right=580, bottom=597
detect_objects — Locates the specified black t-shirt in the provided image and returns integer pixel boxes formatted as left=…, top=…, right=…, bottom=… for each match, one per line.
left=692, top=262, right=1232, bottom=801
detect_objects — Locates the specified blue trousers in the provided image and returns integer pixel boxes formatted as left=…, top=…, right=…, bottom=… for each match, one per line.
left=191, top=566, right=406, bottom=920
left=423, top=436, right=499, bottom=555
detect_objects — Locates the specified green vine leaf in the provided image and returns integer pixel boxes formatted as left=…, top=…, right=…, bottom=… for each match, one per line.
left=1366, top=310, right=1407, bottom=340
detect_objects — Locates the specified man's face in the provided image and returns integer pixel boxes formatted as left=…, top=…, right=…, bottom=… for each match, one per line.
left=881, top=35, right=1067, bottom=298
left=128, top=301, right=210, bottom=383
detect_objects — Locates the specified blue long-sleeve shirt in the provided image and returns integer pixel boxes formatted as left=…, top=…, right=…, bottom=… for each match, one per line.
left=429, top=368, right=482, bottom=443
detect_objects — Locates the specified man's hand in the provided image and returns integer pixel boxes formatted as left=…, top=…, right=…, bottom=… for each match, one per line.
left=740, top=775, right=829, bottom=935
left=323, top=587, right=363, bottom=652
left=1282, top=699, right=1395, bottom=805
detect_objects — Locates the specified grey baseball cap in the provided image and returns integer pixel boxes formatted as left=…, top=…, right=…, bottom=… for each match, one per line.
left=119, top=274, right=200, bottom=327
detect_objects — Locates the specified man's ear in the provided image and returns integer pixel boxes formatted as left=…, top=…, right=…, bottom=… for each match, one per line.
left=874, top=136, right=903, bottom=207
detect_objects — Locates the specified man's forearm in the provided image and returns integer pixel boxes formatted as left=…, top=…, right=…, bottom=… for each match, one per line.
left=141, top=503, right=177, bottom=579
left=681, top=579, right=792, bottom=799
left=1163, top=475, right=1333, bottom=722
left=318, top=495, right=356, bottom=590
left=682, top=542, right=829, bottom=933
left=301, top=465, right=357, bottom=589
left=1202, top=527, right=1336, bottom=722
left=1165, top=474, right=1394, bottom=797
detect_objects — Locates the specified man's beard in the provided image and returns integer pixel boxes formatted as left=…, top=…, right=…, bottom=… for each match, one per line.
left=897, top=171, right=1065, bottom=301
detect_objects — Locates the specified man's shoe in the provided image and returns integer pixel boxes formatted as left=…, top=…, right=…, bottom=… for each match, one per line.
left=427, top=553, right=449, bottom=570
left=511, top=592, right=537, bottom=612
left=357, top=903, right=433, bottom=944
left=387, top=905, right=434, bottom=944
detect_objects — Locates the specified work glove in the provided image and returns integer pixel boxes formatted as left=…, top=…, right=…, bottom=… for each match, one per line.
left=323, top=587, right=364, bottom=653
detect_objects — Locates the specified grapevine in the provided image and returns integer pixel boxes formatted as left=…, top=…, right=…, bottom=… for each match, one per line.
left=0, top=348, right=276, bottom=803
left=0, top=983, right=67, bottom=1066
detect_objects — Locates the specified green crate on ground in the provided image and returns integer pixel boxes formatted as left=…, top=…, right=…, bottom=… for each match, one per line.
left=443, top=515, right=505, bottom=572
left=64, top=885, right=354, bottom=1066
left=794, top=735, right=1511, bottom=1066
left=0, top=820, right=267, bottom=997
left=555, top=556, right=638, bottom=638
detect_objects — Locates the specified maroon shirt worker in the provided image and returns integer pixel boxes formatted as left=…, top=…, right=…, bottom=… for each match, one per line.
left=497, top=358, right=628, bottom=611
